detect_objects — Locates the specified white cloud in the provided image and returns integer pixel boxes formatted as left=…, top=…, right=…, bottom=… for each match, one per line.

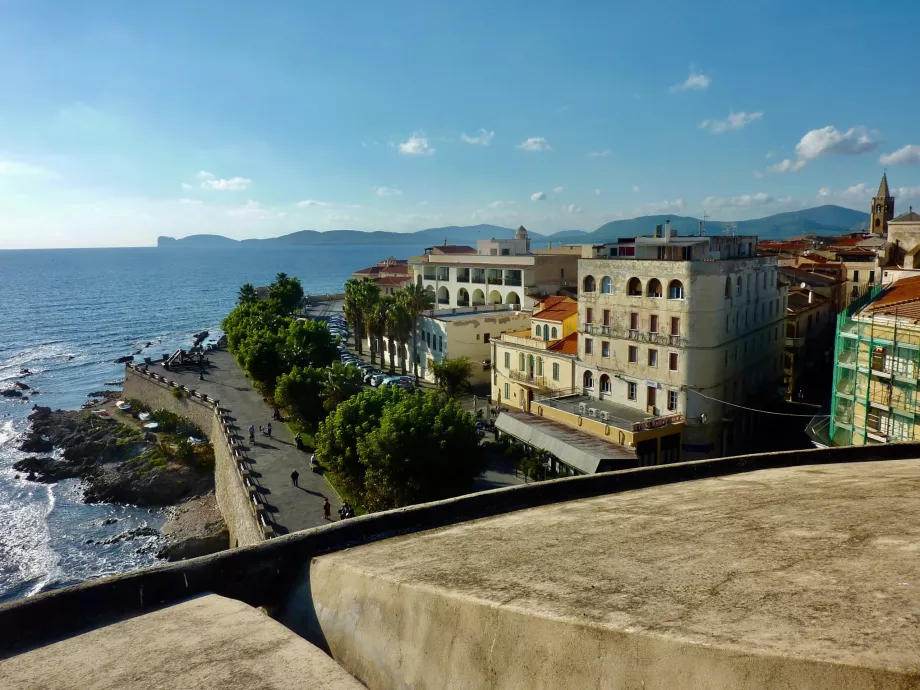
left=517, top=137, right=551, bottom=152
left=818, top=187, right=831, bottom=198
left=460, top=128, right=494, bottom=146
left=201, top=176, right=252, bottom=191
left=842, top=183, right=870, bottom=200
left=587, top=149, right=612, bottom=158
left=553, top=186, right=566, bottom=193
left=765, top=151, right=776, bottom=159
left=296, top=199, right=328, bottom=207
left=632, top=185, right=640, bottom=193
left=531, top=191, right=546, bottom=201
left=880, top=144, right=920, bottom=166
left=645, top=199, right=686, bottom=214
left=767, top=158, right=807, bottom=173
left=226, top=200, right=285, bottom=219
left=196, top=170, right=214, bottom=180
left=702, top=192, right=786, bottom=209
left=699, top=111, right=763, bottom=134
left=181, top=182, right=194, bottom=190
left=752, top=170, right=765, bottom=179
left=488, top=200, right=515, bottom=207
left=795, top=125, right=877, bottom=160
left=895, top=185, right=920, bottom=198
left=669, top=70, right=711, bottom=93
left=563, top=204, right=582, bottom=214
left=398, top=132, right=435, bottom=156
left=594, top=188, right=601, bottom=196
left=0, top=160, right=48, bottom=176
left=374, top=186, right=403, bottom=197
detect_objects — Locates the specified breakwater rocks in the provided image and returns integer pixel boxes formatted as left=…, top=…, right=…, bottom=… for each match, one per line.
left=15, top=406, right=213, bottom=507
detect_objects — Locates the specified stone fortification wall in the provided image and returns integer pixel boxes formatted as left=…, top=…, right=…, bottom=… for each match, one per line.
left=122, top=365, right=267, bottom=548
left=3, top=440, right=920, bottom=658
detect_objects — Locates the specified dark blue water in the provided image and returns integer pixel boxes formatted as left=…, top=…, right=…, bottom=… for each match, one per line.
left=0, top=243, right=423, bottom=603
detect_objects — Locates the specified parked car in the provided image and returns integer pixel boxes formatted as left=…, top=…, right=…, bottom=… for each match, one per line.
left=370, top=373, right=391, bottom=387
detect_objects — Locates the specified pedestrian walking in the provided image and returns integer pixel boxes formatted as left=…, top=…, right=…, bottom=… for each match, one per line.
left=248, top=425, right=255, bottom=444
left=291, top=469, right=299, bottom=487
left=267, top=422, right=272, bottom=439
left=323, top=497, right=331, bottom=520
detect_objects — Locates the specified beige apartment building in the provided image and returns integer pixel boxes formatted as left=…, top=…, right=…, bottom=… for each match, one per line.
left=409, top=227, right=579, bottom=311
left=575, top=225, right=787, bottom=458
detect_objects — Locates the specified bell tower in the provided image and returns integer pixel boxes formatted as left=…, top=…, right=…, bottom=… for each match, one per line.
left=870, top=173, right=894, bottom=235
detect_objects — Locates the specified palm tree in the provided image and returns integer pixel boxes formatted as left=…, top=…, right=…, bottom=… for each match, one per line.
left=237, top=283, right=257, bottom=305
left=402, top=283, right=435, bottom=383
left=344, top=279, right=380, bottom=357
left=389, top=295, right=413, bottom=375
left=368, top=294, right=392, bottom=367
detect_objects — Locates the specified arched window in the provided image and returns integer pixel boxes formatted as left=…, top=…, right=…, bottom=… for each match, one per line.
left=543, top=324, right=549, bottom=341
left=583, top=371, right=594, bottom=389
left=537, top=357, right=544, bottom=376
left=551, top=327, right=558, bottom=339
left=667, top=280, right=684, bottom=299
left=519, top=353, right=525, bottom=371
left=736, top=276, right=743, bottom=297
left=583, top=275, right=596, bottom=292
left=600, top=374, right=611, bottom=393
left=627, top=278, right=642, bottom=296
left=647, top=279, right=663, bottom=298
left=725, top=276, right=732, bottom=297
left=600, top=276, right=612, bottom=294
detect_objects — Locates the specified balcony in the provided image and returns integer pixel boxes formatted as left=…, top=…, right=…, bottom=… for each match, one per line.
left=456, top=270, right=470, bottom=283
left=620, top=329, right=689, bottom=348
left=472, top=271, right=486, bottom=284
left=436, top=270, right=450, bottom=281
left=504, top=277, right=522, bottom=286
left=487, top=277, right=504, bottom=285
left=584, top=323, right=612, bottom=337
left=423, top=272, right=437, bottom=281
left=508, top=369, right=548, bottom=388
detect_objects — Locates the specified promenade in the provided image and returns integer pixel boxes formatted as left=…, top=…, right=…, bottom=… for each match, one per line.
left=165, top=350, right=341, bottom=535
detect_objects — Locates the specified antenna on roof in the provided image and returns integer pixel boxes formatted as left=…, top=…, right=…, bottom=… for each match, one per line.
left=700, top=212, right=709, bottom=237
left=723, top=221, right=737, bottom=237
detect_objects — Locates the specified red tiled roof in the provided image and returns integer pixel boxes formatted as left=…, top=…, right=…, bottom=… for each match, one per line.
left=534, top=301, right=578, bottom=322
left=536, top=295, right=570, bottom=310
left=864, top=276, right=920, bottom=321
left=787, top=289, right=828, bottom=313
left=429, top=245, right=477, bottom=255
left=548, top=332, right=578, bottom=355
left=375, top=276, right=411, bottom=286
left=835, top=247, right=876, bottom=255
left=830, top=235, right=868, bottom=247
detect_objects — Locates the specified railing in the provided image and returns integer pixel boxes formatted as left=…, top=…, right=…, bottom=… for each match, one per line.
left=504, top=277, right=522, bottom=286
left=508, top=370, right=548, bottom=388
left=487, top=277, right=503, bottom=285
left=436, top=271, right=450, bottom=281
left=472, top=273, right=486, bottom=284
left=423, top=273, right=437, bottom=281
left=437, top=298, right=450, bottom=305
left=613, top=328, right=689, bottom=348
left=631, top=413, right=683, bottom=432
left=456, top=300, right=470, bottom=307
left=456, top=274, right=470, bottom=283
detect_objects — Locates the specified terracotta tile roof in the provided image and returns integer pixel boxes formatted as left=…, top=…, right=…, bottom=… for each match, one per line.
left=787, top=289, right=827, bottom=313
left=503, top=329, right=532, bottom=338
left=864, top=276, right=920, bottom=322
left=428, top=245, right=477, bottom=255
left=835, top=247, right=877, bottom=255
left=830, top=235, right=868, bottom=247
left=548, top=332, right=578, bottom=355
left=536, top=295, right=571, bottom=310
left=374, top=276, right=411, bottom=286
left=534, top=300, right=578, bottom=322
left=779, top=266, right=841, bottom=285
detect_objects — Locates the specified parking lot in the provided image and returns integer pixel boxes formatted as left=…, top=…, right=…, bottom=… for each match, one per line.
left=326, top=313, right=417, bottom=391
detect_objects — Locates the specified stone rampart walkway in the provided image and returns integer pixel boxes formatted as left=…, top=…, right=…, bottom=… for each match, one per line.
left=165, top=350, right=341, bottom=534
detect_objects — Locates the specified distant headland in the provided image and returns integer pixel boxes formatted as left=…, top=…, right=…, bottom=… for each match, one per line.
left=157, top=205, right=869, bottom=248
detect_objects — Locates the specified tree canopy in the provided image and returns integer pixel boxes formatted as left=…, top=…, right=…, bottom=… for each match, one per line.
left=430, top=356, right=475, bottom=398
left=268, top=272, right=305, bottom=314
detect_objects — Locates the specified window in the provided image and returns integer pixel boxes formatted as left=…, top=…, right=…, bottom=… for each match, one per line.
left=853, top=270, right=859, bottom=282
left=537, top=357, right=543, bottom=376
left=519, top=353, right=525, bottom=371
left=484, top=333, right=491, bottom=343
left=668, top=390, right=678, bottom=411
left=426, top=331, right=431, bottom=346
left=586, top=307, right=593, bottom=324
left=438, top=335, right=443, bottom=352
left=726, top=314, right=730, bottom=333
left=583, top=275, right=596, bottom=292
left=552, top=362, right=560, bottom=381
left=647, top=385, right=656, bottom=408
left=648, top=349, right=658, bottom=367
left=602, top=341, right=610, bottom=357
left=628, top=345, right=638, bottom=363
left=600, top=374, right=611, bottom=393
left=667, top=280, right=684, bottom=299
left=736, top=277, right=743, bottom=296
left=671, top=317, right=680, bottom=335
left=504, top=352, right=510, bottom=369
left=629, top=312, right=639, bottom=330
left=725, top=276, right=732, bottom=297
left=649, top=315, right=659, bottom=333
left=647, top=279, right=663, bottom=298
left=551, top=327, right=558, bottom=339
left=504, top=383, right=510, bottom=399
left=542, top=324, right=549, bottom=340
left=627, top=382, right=637, bottom=400
left=600, top=276, right=612, bottom=293
left=583, top=371, right=594, bottom=389
left=603, top=309, right=611, bottom=326
left=585, top=338, right=593, bottom=355
left=869, top=270, right=876, bottom=284
left=669, top=352, right=678, bottom=371
left=627, top=277, right=642, bottom=296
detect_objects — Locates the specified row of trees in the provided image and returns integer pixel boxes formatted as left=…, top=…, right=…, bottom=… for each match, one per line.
left=316, top=385, right=482, bottom=511
left=344, top=279, right=434, bottom=379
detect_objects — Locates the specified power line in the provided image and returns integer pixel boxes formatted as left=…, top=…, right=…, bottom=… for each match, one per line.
left=686, top=388, right=829, bottom=418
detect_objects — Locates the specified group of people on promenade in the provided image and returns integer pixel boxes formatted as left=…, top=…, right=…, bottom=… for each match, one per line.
left=247, top=423, right=272, bottom=444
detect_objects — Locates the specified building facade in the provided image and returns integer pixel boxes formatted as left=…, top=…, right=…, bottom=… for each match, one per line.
left=870, top=173, right=895, bottom=235
left=783, top=288, right=834, bottom=399
left=575, top=230, right=787, bottom=458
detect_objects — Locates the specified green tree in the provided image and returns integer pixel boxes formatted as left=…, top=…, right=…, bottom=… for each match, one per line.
left=283, top=318, right=338, bottom=370
left=316, top=385, right=406, bottom=499
left=237, top=283, right=257, bottom=305
left=323, top=362, right=364, bottom=411
left=430, top=356, right=474, bottom=398
left=344, top=278, right=380, bottom=357
left=401, top=283, right=434, bottom=383
left=236, top=330, right=287, bottom=394
left=388, top=295, right=412, bottom=374
left=275, top=366, right=327, bottom=428
left=358, top=391, right=482, bottom=511
left=366, top=294, right=389, bottom=366
left=268, top=272, right=305, bottom=314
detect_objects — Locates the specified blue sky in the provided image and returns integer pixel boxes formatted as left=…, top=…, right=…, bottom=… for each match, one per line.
left=1, top=0, right=919, bottom=248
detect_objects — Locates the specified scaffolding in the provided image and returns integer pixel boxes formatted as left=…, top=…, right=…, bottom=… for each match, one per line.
left=830, top=284, right=920, bottom=446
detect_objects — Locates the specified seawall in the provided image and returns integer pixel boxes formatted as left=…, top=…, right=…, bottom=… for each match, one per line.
left=122, top=364, right=267, bottom=548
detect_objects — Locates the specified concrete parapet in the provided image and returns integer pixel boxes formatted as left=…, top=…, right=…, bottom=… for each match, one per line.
left=123, top=364, right=269, bottom=547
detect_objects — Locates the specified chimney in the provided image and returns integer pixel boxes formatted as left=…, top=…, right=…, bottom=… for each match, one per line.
left=548, top=241, right=552, bottom=249
left=665, top=220, right=672, bottom=239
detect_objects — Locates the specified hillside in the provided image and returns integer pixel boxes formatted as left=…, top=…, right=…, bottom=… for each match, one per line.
left=156, top=205, right=869, bottom=248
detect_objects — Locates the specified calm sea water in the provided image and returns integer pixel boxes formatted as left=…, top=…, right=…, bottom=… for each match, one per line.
left=0, top=243, right=423, bottom=603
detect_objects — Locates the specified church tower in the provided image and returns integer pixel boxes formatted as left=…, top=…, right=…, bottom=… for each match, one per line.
left=870, top=173, right=894, bottom=235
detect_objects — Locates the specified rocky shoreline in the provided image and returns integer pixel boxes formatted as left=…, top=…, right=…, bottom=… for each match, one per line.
left=14, top=401, right=228, bottom=561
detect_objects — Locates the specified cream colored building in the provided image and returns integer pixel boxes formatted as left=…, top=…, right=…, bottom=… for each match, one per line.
left=409, top=226, right=579, bottom=311
left=575, top=227, right=787, bottom=459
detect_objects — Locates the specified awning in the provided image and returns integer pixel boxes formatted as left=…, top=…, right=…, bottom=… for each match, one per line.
left=496, top=409, right=637, bottom=474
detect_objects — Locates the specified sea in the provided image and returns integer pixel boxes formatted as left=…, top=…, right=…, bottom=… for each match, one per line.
left=0, top=243, right=423, bottom=603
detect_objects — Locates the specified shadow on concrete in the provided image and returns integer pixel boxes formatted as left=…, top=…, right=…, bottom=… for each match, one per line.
left=295, top=486, right=325, bottom=498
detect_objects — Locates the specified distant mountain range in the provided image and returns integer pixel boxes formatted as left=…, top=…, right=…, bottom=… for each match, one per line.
left=157, top=205, right=870, bottom=249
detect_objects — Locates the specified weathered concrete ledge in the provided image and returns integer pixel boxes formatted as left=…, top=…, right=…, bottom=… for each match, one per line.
left=2, top=440, right=920, bottom=658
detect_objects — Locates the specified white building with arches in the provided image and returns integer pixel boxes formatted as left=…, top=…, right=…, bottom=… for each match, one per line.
left=574, top=227, right=787, bottom=459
